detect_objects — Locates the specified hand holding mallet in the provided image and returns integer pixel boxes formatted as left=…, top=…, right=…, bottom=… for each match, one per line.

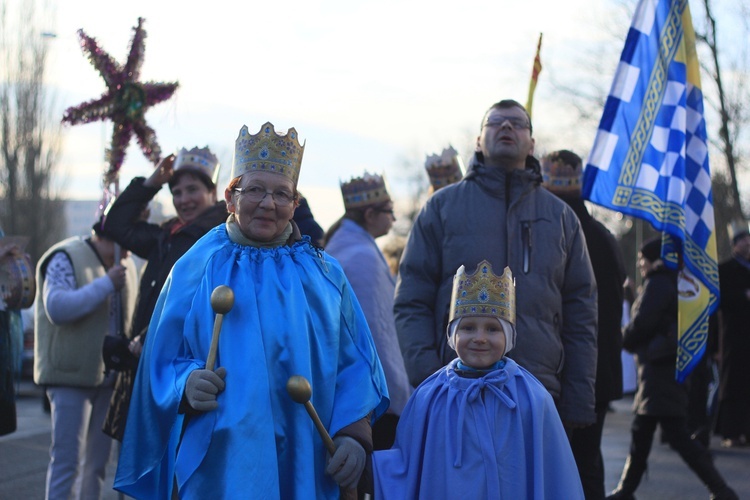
left=206, top=285, right=234, bottom=371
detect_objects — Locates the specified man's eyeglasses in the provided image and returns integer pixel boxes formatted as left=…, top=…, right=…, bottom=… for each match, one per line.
left=375, top=208, right=396, bottom=219
left=483, top=116, right=531, bottom=131
left=233, top=186, right=296, bottom=206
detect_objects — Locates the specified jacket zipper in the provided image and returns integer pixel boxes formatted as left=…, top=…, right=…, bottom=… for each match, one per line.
left=522, top=221, right=531, bottom=274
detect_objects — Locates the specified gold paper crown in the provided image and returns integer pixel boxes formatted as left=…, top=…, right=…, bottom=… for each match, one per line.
left=727, top=219, right=750, bottom=243
left=231, top=122, right=305, bottom=185
left=340, top=172, right=391, bottom=210
left=425, top=146, right=464, bottom=191
left=449, top=260, right=515, bottom=325
left=175, top=146, right=220, bottom=185
left=541, top=150, right=582, bottom=195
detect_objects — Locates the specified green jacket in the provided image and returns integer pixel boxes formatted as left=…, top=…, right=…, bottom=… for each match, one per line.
left=34, top=237, right=138, bottom=387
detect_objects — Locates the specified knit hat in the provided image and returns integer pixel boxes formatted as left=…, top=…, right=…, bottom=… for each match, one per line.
left=727, top=219, right=750, bottom=245
left=640, top=237, right=662, bottom=263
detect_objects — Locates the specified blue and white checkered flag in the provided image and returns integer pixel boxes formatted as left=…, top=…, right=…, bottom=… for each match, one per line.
left=582, top=0, right=719, bottom=382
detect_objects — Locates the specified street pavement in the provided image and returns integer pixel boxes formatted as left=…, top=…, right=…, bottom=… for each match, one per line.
left=2, top=380, right=748, bottom=499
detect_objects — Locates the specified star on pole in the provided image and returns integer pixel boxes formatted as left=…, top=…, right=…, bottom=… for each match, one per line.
left=62, top=17, right=178, bottom=187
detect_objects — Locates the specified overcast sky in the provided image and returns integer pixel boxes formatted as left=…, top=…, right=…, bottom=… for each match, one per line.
left=18, top=0, right=743, bottom=229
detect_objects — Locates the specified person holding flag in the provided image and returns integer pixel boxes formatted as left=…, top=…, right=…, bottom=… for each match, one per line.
left=580, top=0, right=737, bottom=498
left=608, top=237, right=736, bottom=500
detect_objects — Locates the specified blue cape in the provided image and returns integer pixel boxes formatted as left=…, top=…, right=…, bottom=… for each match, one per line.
left=114, top=226, right=389, bottom=499
left=372, top=358, right=583, bottom=499
left=325, top=219, right=411, bottom=415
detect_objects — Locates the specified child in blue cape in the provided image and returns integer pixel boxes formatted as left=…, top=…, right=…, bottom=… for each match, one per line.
left=373, top=260, right=584, bottom=499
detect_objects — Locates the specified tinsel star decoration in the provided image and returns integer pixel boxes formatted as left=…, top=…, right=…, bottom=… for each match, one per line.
left=62, top=17, right=178, bottom=187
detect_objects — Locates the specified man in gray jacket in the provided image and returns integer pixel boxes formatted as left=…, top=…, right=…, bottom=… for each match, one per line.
left=394, top=99, right=598, bottom=428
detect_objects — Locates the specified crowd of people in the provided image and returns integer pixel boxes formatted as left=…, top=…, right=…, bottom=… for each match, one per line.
left=0, top=98, right=746, bottom=499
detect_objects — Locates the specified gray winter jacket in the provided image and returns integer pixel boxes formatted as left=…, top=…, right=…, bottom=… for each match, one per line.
left=394, top=153, right=598, bottom=424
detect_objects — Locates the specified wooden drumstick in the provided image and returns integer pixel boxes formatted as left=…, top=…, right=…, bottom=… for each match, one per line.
left=287, top=375, right=337, bottom=455
left=206, top=285, right=235, bottom=371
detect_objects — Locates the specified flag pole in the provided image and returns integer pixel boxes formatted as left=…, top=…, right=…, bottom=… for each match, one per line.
left=525, top=33, right=543, bottom=118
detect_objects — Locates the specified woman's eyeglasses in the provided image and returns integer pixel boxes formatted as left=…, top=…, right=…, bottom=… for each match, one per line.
left=233, top=186, right=296, bottom=206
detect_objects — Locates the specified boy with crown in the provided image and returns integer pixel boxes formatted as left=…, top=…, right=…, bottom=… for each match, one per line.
left=114, top=123, right=388, bottom=499
left=372, top=261, right=584, bottom=499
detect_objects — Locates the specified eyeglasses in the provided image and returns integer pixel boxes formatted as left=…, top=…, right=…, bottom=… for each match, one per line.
left=233, top=186, right=296, bottom=206
left=375, top=208, right=396, bottom=219
left=483, top=116, right=531, bottom=130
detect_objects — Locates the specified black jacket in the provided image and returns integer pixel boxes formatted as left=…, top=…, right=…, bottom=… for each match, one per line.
left=562, top=196, right=626, bottom=406
left=292, top=196, right=324, bottom=247
left=103, top=177, right=228, bottom=341
left=101, top=176, right=228, bottom=440
left=717, top=258, right=750, bottom=403
left=623, top=263, right=686, bottom=416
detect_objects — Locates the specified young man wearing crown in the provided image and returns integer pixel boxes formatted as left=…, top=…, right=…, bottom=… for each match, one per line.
left=114, top=123, right=388, bottom=499
left=373, top=261, right=584, bottom=498
left=325, top=172, right=412, bottom=450
left=101, top=147, right=229, bottom=442
left=541, top=149, right=627, bottom=499
left=394, top=99, right=598, bottom=433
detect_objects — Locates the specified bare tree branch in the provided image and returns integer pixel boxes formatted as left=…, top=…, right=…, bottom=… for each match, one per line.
left=0, top=0, right=65, bottom=263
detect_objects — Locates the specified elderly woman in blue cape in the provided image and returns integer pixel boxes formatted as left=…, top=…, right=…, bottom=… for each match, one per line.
left=114, top=122, right=389, bottom=499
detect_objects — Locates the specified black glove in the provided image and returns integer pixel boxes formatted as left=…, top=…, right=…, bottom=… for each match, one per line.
left=325, top=435, right=366, bottom=490
left=184, top=367, right=226, bottom=412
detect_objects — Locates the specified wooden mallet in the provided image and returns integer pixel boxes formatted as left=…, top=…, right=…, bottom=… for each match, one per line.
left=287, top=375, right=337, bottom=455
left=206, top=285, right=234, bottom=371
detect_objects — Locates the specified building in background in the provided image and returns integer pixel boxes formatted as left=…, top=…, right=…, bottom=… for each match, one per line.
left=63, top=199, right=170, bottom=239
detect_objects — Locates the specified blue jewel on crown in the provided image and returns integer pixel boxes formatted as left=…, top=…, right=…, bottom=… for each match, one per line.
left=260, top=146, right=269, bottom=159
left=478, top=286, right=489, bottom=303
left=265, top=126, right=271, bottom=133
